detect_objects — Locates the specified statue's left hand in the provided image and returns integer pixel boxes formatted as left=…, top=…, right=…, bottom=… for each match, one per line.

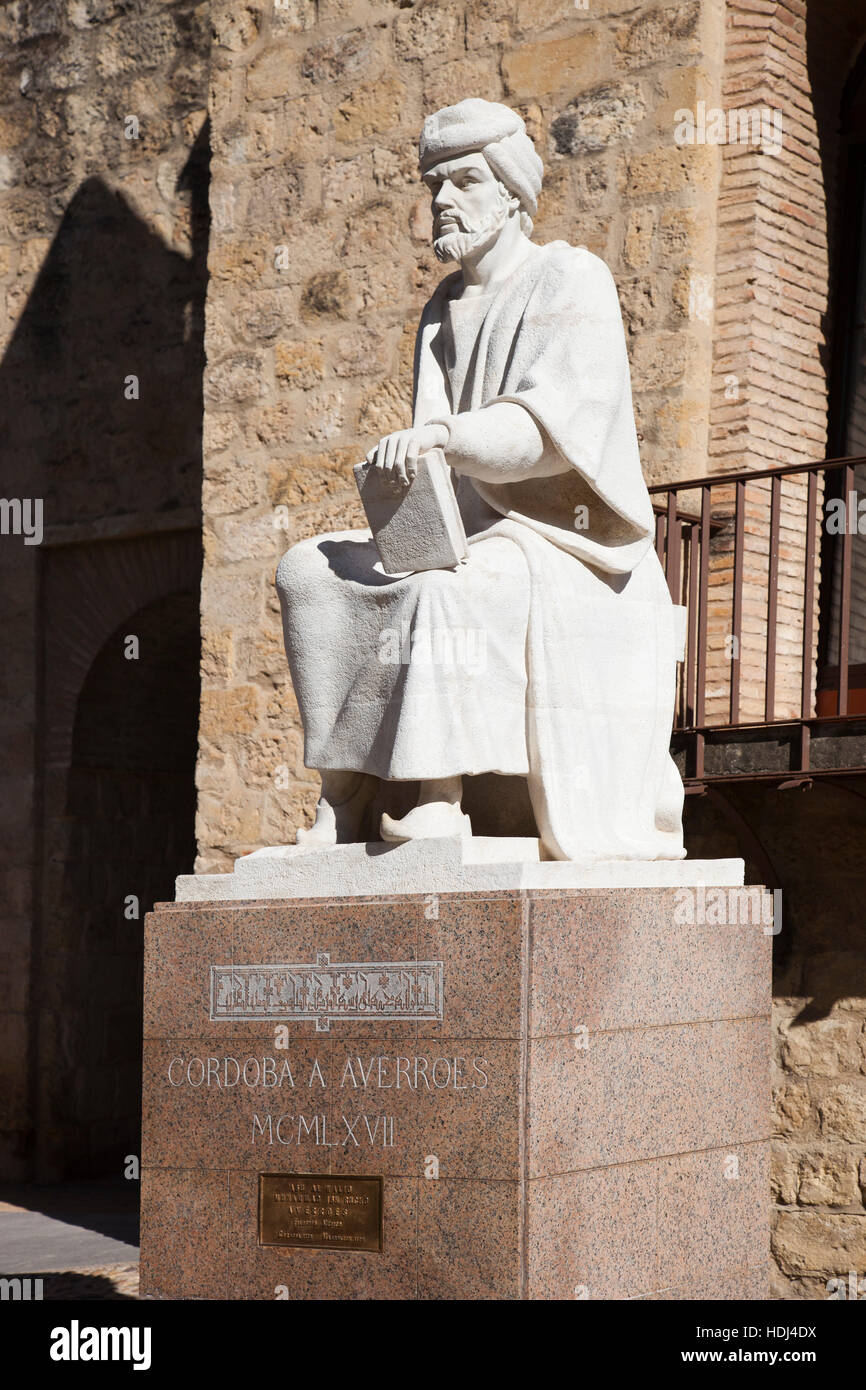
left=366, top=423, right=450, bottom=488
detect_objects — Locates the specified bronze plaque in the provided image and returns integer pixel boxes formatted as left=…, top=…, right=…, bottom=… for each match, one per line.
left=258, top=1174, right=383, bottom=1253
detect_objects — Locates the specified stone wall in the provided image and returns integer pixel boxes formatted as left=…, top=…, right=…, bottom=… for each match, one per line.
left=197, top=0, right=728, bottom=873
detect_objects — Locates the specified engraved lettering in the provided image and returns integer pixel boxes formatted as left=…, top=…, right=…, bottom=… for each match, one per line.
left=297, top=1114, right=320, bottom=1144
left=252, top=1114, right=273, bottom=1145
left=342, top=1114, right=362, bottom=1147
left=431, top=1058, right=451, bottom=1088
left=341, top=1057, right=357, bottom=1088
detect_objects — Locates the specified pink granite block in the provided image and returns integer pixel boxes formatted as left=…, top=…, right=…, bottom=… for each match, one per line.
left=143, top=910, right=230, bottom=1041
left=416, top=1180, right=521, bottom=1300
left=529, top=889, right=772, bottom=1037
left=526, top=1161, right=658, bottom=1299
left=656, top=1140, right=770, bottom=1290
left=528, top=1018, right=770, bottom=1176
left=416, top=896, right=524, bottom=1039
left=639, top=1264, right=771, bottom=1300
left=139, top=1168, right=229, bottom=1299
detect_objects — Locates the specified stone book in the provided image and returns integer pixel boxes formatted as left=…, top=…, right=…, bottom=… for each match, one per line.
left=354, top=447, right=469, bottom=575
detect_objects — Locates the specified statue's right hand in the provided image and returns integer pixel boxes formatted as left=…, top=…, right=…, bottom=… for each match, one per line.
left=366, top=424, right=449, bottom=488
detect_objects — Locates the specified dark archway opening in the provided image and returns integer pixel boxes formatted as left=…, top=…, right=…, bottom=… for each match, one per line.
left=51, top=591, right=200, bottom=1177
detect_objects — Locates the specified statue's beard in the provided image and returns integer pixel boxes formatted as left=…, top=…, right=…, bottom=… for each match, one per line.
left=432, top=200, right=510, bottom=264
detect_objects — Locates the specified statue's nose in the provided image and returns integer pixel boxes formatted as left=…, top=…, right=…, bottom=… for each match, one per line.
left=433, top=180, right=457, bottom=210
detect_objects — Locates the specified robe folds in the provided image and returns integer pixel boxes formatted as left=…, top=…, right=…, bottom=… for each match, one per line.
left=277, top=240, right=686, bottom=862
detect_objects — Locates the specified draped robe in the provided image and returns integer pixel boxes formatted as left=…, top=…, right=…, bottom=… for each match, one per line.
left=276, top=241, right=686, bottom=861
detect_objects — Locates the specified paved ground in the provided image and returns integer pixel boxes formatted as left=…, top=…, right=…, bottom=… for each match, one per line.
left=0, top=1181, right=140, bottom=1299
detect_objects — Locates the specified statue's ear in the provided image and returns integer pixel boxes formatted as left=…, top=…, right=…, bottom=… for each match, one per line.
left=495, top=178, right=521, bottom=217
left=508, top=192, right=524, bottom=219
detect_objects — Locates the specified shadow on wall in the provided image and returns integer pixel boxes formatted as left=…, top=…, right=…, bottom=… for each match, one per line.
left=0, top=120, right=210, bottom=523
left=0, top=124, right=210, bottom=1180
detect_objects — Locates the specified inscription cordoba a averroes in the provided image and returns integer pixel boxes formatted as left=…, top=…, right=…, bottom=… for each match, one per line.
left=210, top=952, right=444, bottom=1031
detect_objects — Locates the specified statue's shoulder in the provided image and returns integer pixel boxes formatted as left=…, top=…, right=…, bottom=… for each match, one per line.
left=535, top=240, right=614, bottom=286
left=532, top=241, right=621, bottom=313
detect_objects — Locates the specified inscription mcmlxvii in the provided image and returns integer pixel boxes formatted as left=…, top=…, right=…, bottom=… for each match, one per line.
left=210, top=952, right=444, bottom=1031
left=258, top=1174, right=383, bottom=1253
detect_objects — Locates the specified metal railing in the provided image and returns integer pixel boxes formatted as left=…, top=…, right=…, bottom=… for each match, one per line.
left=648, top=454, right=866, bottom=779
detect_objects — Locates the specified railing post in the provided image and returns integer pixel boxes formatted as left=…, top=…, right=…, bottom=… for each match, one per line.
left=729, top=476, right=746, bottom=726
left=666, top=490, right=681, bottom=604
left=765, top=474, right=781, bottom=723
left=695, top=486, right=711, bottom=779
left=839, top=463, right=853, bottom=717
left=686, top=521, right=699, bottom=727
left=800, top=469, right=818, bottom=771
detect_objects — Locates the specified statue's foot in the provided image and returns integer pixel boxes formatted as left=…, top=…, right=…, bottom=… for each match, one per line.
left=296, top=771, right=373, bottom=846
left=380, top=804, right=471, bottom=842
left=380, top=776, right=470, bottom=843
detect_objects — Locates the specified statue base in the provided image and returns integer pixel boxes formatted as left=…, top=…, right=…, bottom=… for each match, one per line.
left=176, top=836, right=745, bottom=902
left=140, top=877, right=770, bottom=1300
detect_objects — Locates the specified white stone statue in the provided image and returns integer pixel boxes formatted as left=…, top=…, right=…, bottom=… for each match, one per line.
left=276, top=98, right=686, bottom=863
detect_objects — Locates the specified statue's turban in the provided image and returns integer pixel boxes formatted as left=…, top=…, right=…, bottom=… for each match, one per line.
left=419, top=98, right=544, bottom=216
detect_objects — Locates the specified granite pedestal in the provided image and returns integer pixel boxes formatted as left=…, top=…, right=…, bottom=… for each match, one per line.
left=140, top=868, right=771, bottom=1300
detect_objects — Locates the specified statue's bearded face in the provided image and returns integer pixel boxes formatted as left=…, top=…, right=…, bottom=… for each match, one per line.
left=423, top=153, right=514, bottom=264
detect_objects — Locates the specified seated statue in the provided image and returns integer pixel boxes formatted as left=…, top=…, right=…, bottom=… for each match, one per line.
left=276, top=98, right=686, bottom=863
